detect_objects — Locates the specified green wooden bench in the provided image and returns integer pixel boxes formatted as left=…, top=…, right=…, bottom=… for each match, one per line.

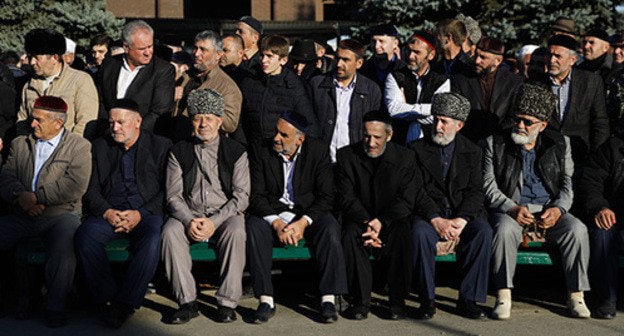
left=24, top=238, right=561, bottom=265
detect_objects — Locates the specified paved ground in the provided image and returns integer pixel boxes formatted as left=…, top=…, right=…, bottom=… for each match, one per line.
left=1, top=262, right=623, bottom=336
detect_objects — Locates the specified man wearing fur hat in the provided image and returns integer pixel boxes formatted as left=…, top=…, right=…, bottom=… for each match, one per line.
left=0, top=96, right=92, bottom=327
left=451, top=36, right=523, bottom=142
left=16, top=29, right=98, bottom=139
left=409, top=92, right=492, bottom=320
left=75, top=98, right=171, bottom=328
left=162, top=88, right=249, bottom=324
left=483, top=84, right=590, bottom=320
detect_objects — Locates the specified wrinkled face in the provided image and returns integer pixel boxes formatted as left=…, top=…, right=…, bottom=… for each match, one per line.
left=336, top=48, right=362, bottom=82
left=511, top=114, right=545, bottom=145
left=371, top=35, right=398, bottom=60
left=261, top=50, right=286, bottom=76
left=548, top=45, right=577, bottom=78
left=475, top=49, right=501, bottom=75
left=31, top=108, right=63, bottom=141
left=236, top=22, right=257, bottom=50
left=432, top=116, right=463, bottom=146
left=194, top=39, right=221, bottom=73
left=92, top=44, right=108, bottom=66
left=406, top=40, right=434, bottom=73
left=29, top=54, right=58, bottom=77
left=273, top=118, right=304, bottom=156
left=614, top=46, right=624, bottom=64
left=109, top=108, right=142, bottom=147
left=582, top=36, right=609, bottom=61
left=192, top=113, right=222, bottom=143
left=363, top=121, right=392, bottom=158
left=220, top=36, right=243, bottom=67
left=124, top=28, right=154, bottom=68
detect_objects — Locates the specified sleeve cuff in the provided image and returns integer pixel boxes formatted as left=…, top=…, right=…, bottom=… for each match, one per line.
left=303, top=215, right=313, bottom=226
left=263, top=215, right=280, bottom=226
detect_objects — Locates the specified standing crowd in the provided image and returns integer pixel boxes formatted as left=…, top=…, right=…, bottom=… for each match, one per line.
left=0, top=13, right=623, bottom=329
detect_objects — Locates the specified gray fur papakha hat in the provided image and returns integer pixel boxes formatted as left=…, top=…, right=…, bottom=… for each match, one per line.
left=187, top=88, right=224, bottom=117
left=513, top=84, right=557, bottom=122
left=432, top=92, right=471, bottom=122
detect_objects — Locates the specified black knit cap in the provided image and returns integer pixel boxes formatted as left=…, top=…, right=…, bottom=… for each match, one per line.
left=239, top=16, right=263, bottom=35
left=371, top=24, right=399, bottom=37
left=548, top=34, right=579, bottom=51
left=280, top=111, right=309, bottom=133
left=25, top=28, right=66, bottom=56
left=583, top=28, right=610, bottom=42
left=112, top=98, right=140, bottom=114
left=363, top=110, right=392, bottom=125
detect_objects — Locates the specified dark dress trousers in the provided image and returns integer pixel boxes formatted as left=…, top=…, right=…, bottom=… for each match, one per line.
left=408, top=134, right=492, bottom=303
left=246, top=138, right=347, bottom=297
left=336, top=141, right=416, bottom=308
left=75, top=131, right=171, bottom=308
left=577, top=135, right=624, bottom=304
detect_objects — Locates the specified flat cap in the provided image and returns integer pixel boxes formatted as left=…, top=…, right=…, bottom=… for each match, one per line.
left=432, top=92, right=470, bottom=122
left=549, top=17, right=576, bottom=35
left=25, top=29, right=66, bottom=56
left=188, top=88, right=224, bottom=117
left=513, top=84, right=556, bottom=122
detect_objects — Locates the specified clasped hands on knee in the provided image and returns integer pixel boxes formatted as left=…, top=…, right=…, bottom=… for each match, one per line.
left=431, top=217, right=466, bottom=241
left=103, top=209, right=142, bottom=234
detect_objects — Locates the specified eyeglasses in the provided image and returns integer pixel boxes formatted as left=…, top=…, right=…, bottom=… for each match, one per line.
left=512, top=116, right=540, bottom=127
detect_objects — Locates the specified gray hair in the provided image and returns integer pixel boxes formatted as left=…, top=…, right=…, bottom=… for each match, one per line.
left=122, top=20, right=154, bottom=47
left=50, top=111, right=67, bottom=123
left=195, top=30, right=223, bottom=52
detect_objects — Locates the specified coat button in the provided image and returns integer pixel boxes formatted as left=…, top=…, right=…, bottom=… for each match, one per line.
left=328, top=120, right=333, bottom=124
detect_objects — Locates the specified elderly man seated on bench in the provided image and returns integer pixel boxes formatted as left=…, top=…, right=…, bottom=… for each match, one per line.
left=483, top=84, right=590, bottom=320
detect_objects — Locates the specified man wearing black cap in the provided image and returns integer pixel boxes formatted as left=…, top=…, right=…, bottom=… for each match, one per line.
left=547, top=34, right=609, bottom=162
left=288, top=39, right=322, bottom=82
left=75, top=98, right=171, bottom=328
left=578, top=29, right=614, bottom=84
left=483, top=84, right=590, bottom=320
left=246, top=112, right=347, bottom=324
left=337, top=111, right=417, bottom=320
left=0, top=96, right=92, bottom=327
left=409, top=92, right=492, bottom=320
left=162, top=89, right=249, bottom=324
left=237, top=15, right=263, bottom=74
left=385, top=31, right=450, bottom=144
left=360, top=24, right=402, bottom=90
left=17, top=28, right=98, bottom=139
left=308, top=39, right=381, bottom=162
left=451, top=36, right=523, bottom=142
left=98, top=20, right=175, bottom=135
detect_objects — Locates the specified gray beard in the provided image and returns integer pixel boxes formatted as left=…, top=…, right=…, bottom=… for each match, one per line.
left=511, top=127, right=540, bottom=145
left=431, top=132, right=455, bottom=146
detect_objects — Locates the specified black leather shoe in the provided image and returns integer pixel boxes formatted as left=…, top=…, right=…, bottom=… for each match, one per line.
left=415, top=300, right=436, bottom=320
left=253, top=303, right=275, bottom=324
left=170, top=301, right=200, bottom=324
left=390, top=305, right=406, bottom=320
left=320, top=302, right=338, bottom=323
left=593, top=301, right=616, bottom=319
left=104, top=302, right=135, bottom=328
left=217, top=305, right=237, bottom=323
left=346, top=305, right=368, bottom=320
left=457, top=300, right=486, bottom=320
left=45, top=310, right=67, bottom=328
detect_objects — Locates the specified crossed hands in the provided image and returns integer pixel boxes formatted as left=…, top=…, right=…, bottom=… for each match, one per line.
left=362, top=218, right=383, bottom=248
left=507, top=205, right=561, bottom=229
left=104, top=209, right=142, bottom=234
left=431, top=217, right=467, bottom=241
left=188, top=217, right=216, bottom=242
left=17, top=192, right=45, bottom=217
left=273, top=218, right=309, bottom=247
